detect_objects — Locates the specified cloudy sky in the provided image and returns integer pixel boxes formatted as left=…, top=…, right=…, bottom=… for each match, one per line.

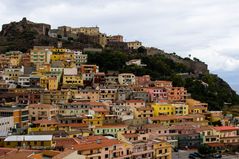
left=1, top=0, right=239, bottom=92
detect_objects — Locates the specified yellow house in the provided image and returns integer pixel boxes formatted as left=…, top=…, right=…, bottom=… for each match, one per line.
left=153, top=140, right=172, bottom=159
left=30, top=48, right=52, bottom=65
left=67, top=131, right=90, bottom=138
left=133, top=107, right=153, bottom=119
left=40, top=76, right=58, bottom=90
left=9, top=55, right=22, bottom=67
left=41, top=90, right=72, bottom=104
left=28, top=119, right=58, bottom=134
left=51, top=48, right=67, bottom=53
left=58, top=123, right=86, bottom=132
left=40, top=75, right=48, bottom=88
left=4, top=135, right=54, bottom=149
left=50, top=48, right=67, bottom=61
left=75, top=90, right=100, bottom=102
left=5, top=51, right=22, bottom=67
left=82, top=115, right=103, bottom=127
left=48, top=77, right=58, bottom=90
left=196, top=126, right=220, bottom=144
left=205, top=111, right=223, bottom=123
left=50, top=50, right=76, bottom=68
left=63, top=75, right=83, bottom=87
left=50, top=54, right=65, bottom=61
left=152, top=103, right=176, bottom=116
left=186, top=99, right=208, bottom=114
left=173, top=103, right=189, bottom=115
left=36, top=64, right=51, bottom=74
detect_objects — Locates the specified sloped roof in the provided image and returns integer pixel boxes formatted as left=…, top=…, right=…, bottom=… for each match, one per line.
left=4, top=135, right=53, bottom=142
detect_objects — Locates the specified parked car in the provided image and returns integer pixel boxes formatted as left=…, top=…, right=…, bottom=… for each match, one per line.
left=213, top=154, right=222, bottom=158
left=193, top=152, right=204, bottom=158
left=189, top=154, right=196, bottom=159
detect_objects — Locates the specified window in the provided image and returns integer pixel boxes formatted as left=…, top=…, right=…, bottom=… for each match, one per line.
left=105, top=154, right=109, bottom=158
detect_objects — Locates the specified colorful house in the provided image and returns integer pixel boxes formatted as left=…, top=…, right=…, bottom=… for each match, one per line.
left=94, top=124, right=128, bottom=137
left=148, top=115, right=193, bottom=125
left=118, top=73, right=136, bottom=85
left=168, top=87, right=187, bottom=102
left=173, top=103, right=189, bottom=115
left=143, top=87, right=168, bottom=102
left=186, top=99, right=208, bottom=114
left=28, top=104, right=58, bottom=122
left=133, top=107, right=153, bottom=119
left=152, top=103, right=176, bottom=116
left=153, top=139, right=172, bottom=159
left=63, top=75, right=84, bottom=88
left=0, top=106, right=29, bottom=128
left=28, top=119, right=58, bottom=133
left=74, top=136, right=131, bottom=159
left=214, top=126, right=239, bottom=144
left=4, top=135, right=54, bottom=149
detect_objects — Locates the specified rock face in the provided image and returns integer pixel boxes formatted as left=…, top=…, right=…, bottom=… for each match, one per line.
left=1, top=17, right=51, bottom=37
left=0, top=18, right=53, bottom=53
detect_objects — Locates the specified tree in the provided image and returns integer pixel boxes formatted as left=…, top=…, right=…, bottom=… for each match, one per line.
left=57, top=34, right=62, bottom=39
left=137, top=46, right=147, bottom=55
left=198, top=144, right=215, bottom=155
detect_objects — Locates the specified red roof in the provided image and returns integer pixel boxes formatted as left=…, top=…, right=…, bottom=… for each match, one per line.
left=54, top=138, right=80, bottom=149
left=214, top=126, right=239, bottom=131
left=74, top=136, right=122, bottom=151
left=33, top=119, right=58, bottom=125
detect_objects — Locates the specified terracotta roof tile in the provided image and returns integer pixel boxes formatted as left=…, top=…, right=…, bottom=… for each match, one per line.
left=214, top=126, right=239, bottom=131
left=74, top=136, right=122, bottom=151
left=54, top=138, right=79, bottom=149
left=33, top=119, right=58, bottom=125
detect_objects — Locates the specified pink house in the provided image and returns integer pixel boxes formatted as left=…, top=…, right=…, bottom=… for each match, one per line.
left=125, top=100, right=146, bottom=108
left=143, top=87, right=168, bottom=102
left=214, top=126, right=239, bottom=144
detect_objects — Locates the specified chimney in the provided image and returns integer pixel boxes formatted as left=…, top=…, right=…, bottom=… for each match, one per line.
left=96, top=139, right=101, bottom=144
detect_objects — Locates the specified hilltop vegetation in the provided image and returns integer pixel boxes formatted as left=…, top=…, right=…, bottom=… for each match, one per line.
left=86, top=49, right=239, bottom=110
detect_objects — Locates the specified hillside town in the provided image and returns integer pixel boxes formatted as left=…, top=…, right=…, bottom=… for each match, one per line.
left=0, top=22, right=239, bottom=159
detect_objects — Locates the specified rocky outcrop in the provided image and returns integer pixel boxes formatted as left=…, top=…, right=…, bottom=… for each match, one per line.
left=1, top=17, right=51, bottom=37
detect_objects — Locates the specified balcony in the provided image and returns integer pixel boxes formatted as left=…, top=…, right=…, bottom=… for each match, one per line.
left=156, top=152, right=170, bottom=157
left=132, top=149, right=153, bottom=156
